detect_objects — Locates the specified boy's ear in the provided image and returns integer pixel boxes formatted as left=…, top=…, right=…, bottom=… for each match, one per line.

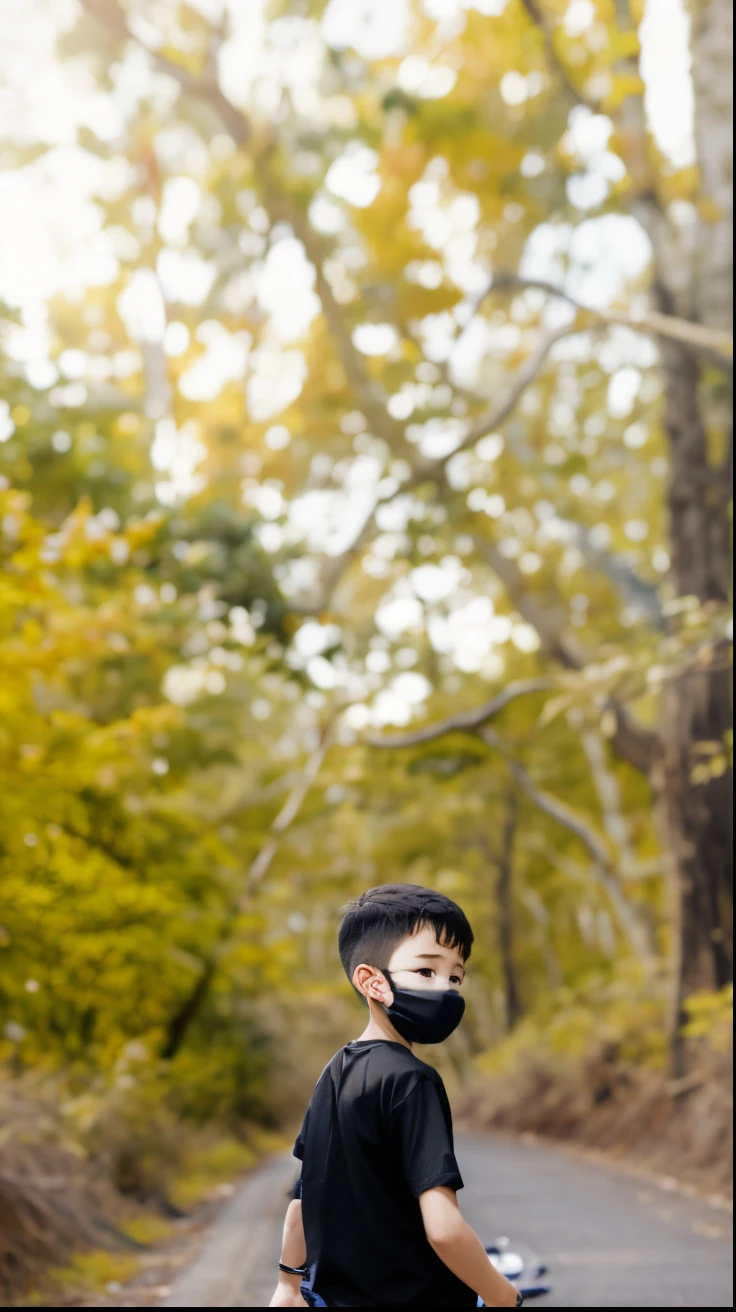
left=353, top=963, right=393, bottom=1006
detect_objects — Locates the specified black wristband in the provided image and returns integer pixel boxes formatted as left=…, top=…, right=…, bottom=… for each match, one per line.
left=279, top=1262, right=309, bottom=1278
left=516, top=1294, right=525, bottom=1307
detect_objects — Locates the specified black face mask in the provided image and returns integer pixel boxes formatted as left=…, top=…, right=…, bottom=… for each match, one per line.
left=382, top=970, right=465, bottom=1045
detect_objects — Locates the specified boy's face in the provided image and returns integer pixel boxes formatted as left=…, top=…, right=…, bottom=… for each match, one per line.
left=384, top=924, right=466, bottom=1001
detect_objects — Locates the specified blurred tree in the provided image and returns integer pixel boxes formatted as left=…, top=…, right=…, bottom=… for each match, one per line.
left=0, top=0, right=732, bottom=1103
left=0, top=412, right=291, bottom=1110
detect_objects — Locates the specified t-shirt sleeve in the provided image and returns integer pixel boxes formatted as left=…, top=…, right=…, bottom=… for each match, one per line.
left=390, top=1076, right=464, bottom=1198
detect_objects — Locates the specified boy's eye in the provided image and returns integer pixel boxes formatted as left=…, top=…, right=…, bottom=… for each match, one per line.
left=414, top=967, right=464, bottom=986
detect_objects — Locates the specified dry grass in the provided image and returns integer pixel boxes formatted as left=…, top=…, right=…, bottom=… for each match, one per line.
left=0, top=1082, right=120, bottom=1305
left=0, top=1076, right=278, bottom=1306
left=460, top=1042, right=733, bottom=1199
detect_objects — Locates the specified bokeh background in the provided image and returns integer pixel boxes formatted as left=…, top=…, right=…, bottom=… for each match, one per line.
left=0, top=0, right=732, bottom=1303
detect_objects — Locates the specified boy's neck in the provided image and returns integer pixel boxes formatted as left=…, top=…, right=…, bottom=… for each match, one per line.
left=357, top=1002, right=412, bottom=1049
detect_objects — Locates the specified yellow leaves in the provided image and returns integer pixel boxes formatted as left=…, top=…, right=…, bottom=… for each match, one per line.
left=21, top=617, right=44, bottom=647
left=460, top=6, right=532, bottom=83
left=690, top=737, right=732, bottom=787
left=10, top=404, right=31, bottom=427
left=698, top=197, right=727, bottom=224
left=603, top=71, right=646, bottom=112
left=351, top=196, right=424, bottom=276
left=37, top=1251, right=141, bottom=1301
left=682, top=985, right=733, bottom=1048
left=381, top=141, right=426, bottom=185
left=399, top=334, right=424, bottom=368
left=116, top=412, right=140, bottom=435
left=662, top=593, right=701, bottom=618
left=658, top=163, right=699, bottom=205
left=476, top=970, right=667, bottom=1073
left=607, top=29, right=642, bottom=63
left=0, top=485, right=33, bottom=522
left=124, top=514, right=165, bottom=550
left=536, top=685, right=580, bottom=729
left=326, top=360, right=348, bottom=391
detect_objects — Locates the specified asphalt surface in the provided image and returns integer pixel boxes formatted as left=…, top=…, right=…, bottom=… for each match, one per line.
left=164, top=1136, right=733, bottom=1308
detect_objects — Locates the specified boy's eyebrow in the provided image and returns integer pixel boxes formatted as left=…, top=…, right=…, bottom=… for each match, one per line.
left=415, top=952, right=466, bottom=971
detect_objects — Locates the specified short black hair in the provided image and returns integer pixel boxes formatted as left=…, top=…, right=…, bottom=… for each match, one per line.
left=338, top=883, right=474, bottom=983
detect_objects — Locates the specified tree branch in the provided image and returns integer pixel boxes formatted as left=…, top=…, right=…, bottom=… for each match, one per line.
left=264, top=189, right=416, bottom=462
left=519, top=0, right=600, bottom=112
left=562, top=519, right=664, bottom=627
left=81, top=0, right=662, bottom=784
left=243, top=722, right=334, bottom=898
left=400, top=320, right=663, bottom=627
left=300, top=324, right=574, bottom=612
left=82, top=0, right=428, bottom=457
left=367, top=706, right=622, bottom=882
left=160, top=724, right=334, bottom=1060
left=417, top=325, right=574, bottom=475
left=80, top=0, right=254, bottom=147
left=477, top=726, right=657, bottom=968
left=575, top=717, right=641, bottom=879
left=363, top=678, right=553, bottom=748
left=82, top=1, right=425, bottom=470
left=366, top=694, right=656, bottom=966
left=471, top=533, right=586, bottom=669
left=522, top=0, right=692, bottom=340
left=607, top=703, right=660, bottom=775
left=364, top=578, right=658, bottom=774
left=307, top=431, right=660, bottom=772
left=489, top=273, right=734, bottom=364
left=470, top=534, right=661, bottom=771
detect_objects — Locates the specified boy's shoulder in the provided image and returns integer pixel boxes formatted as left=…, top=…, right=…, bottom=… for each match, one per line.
left=323, top=1040, right=446, bottom=1095
left=296, top=1043, right=453, bottom=1158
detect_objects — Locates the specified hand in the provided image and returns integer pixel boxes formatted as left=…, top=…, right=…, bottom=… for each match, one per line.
left=269, top=1277, right=308, bottom=1307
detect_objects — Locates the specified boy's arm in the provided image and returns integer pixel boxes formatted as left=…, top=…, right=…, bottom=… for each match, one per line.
left=419, top=1186, right=519, bottom=1308
left=268, top=1198, right=308, bottom=1308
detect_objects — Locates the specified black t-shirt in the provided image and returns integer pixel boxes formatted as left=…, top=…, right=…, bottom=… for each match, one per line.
left=293, top=1039, right=476, bottom=1308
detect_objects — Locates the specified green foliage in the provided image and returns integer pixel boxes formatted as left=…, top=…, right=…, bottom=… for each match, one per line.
left=40, top=1251, right=140, bottom=1301
left=476, top=969, right=669, bottom=1076
left=121, top=1214, right=174, bottom=1246
left=169, top=1133, right=274, bottom=1210
left=683, top=985, right=734, bottom=1049
left=0, top=483, right=278, bottom=1119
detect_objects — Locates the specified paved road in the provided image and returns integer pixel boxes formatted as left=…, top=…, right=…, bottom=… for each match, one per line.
left=164, top=1136, right=733, bottom=1308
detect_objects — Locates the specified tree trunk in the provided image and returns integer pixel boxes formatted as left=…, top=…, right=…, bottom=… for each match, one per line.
left=160, top=958, right=216, bottom=1061
left=495, top=794, right=524, bottom=1031
left=519, top=886, right=563, bottom=992
left=690, top=0, right=734, bottom=337
left=610, top=0, right=733, bottom=1046
left=659, top=664, right=733, bottom=990
left=655, top=310, right=732, bottom=1022
left=649, top=0, right=734, bottom=1054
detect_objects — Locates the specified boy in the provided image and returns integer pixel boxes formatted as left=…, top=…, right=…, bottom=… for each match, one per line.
left=269, top=884, right=522, bottom=1308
